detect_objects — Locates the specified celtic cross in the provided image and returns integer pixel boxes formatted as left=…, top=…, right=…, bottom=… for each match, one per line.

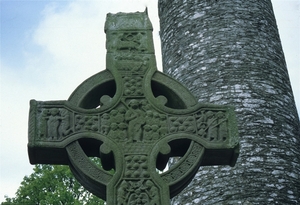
left=28, top=10, right=239, bottom=205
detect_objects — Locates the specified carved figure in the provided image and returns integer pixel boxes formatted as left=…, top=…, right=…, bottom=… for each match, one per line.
left=47, top=108, right=60, bottom=139
left=125, top=100, right=145, bottom=142
left=146, top=180, right=160, bottom=205
left=217, top=111, right=228, bottom=141
left=117, top=181, right=128, bottom=205
left=58, top=108, right=72, bottom=137
left=101, top=113, right=110, bottom=135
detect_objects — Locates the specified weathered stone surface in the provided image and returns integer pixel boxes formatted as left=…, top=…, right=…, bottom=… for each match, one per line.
left=28, top=11, right=239, bottom=205
left=158, top=0, right=300, bottom=204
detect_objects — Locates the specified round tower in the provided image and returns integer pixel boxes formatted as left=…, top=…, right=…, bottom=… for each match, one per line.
left=158, top=0, right=300, bottom=204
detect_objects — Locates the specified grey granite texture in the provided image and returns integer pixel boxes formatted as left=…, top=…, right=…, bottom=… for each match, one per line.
left=159, top=0, right=300, bottom=204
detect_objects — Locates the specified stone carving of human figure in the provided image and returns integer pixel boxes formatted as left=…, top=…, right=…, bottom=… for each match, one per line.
left=101, top=113, right=110, bottom=135
left=108, top=123, right=119, bottom=141
left=47, top=108, right=60, bottom=139
left=117, top=107, right=126, bottom=123
left=140, top=99, right=151, bottom=111
left=206, top=111, right=218, bottom=141
left=58, top=108, right=72, bottom=138
left=109, top=109, right=119, bottom=123
left=198, top=123, right=207, bottom=138
left=217, top=111, right=228, bottom=141
left=90, top=116, right=98, bottom=131
left=39, top=109, right=49, bottom=139
left=125, top=100, right=145, bottom=142
left=118, top=122, right=128, bottom=141
left=151, top=125, right=159, bottom=141
left=145, top=180, right=160, bottom=205
left=158, top=114, right=168, bottom=137
left=145, top=111, right=155, bottom=126
left=143, top=124, right=152, bottom=142
left=117, top=181, right=128, bottom=205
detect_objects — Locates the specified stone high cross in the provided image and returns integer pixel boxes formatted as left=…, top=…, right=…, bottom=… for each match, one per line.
left=28, top=11, right=239, bottom=205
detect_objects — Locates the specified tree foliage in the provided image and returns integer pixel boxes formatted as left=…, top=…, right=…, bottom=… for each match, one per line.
left=2, top=165, right=105, bottom=205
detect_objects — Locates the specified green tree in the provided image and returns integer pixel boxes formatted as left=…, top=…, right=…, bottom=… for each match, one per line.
left=2, top=165, right=105, bottom=205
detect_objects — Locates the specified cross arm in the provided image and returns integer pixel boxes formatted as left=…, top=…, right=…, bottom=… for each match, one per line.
left=154, top=102, right=239, bottom=168
left=152, top=103, right=239, bottom=198
left=28, top=99, right=104, bottom=165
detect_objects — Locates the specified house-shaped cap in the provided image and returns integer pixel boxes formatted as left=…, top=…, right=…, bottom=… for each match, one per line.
left=104, top=9, right=153, bottom=32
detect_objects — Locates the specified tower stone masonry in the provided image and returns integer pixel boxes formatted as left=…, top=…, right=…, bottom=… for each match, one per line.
left=158, top=0, right=300, bottom=204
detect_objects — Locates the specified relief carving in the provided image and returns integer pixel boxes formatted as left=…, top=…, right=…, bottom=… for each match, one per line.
left=169, top=116, right=196, bottom=134
left=107, top=31, right=147, bottom=53
left=124, top=76, right=143, bottom=96
left=101, top=113, right=111, bottom=135
left=115, top=55, right=150, bottom=74
left=103, top=99, right=169, bottom=144
left=75, top=114, right=99, bottom=132
left=47, top=109, right=61, bottom=139
left=196, top=110, right=228, bottom=142
left=117, top=180, right=160, bottom=205
left=125, top=155, right=149, bottom=178
left=58, top=108, right=73, bottom=137
left=125, top=100, right=146, bottom=142
left=39, top=108, right=73, bottom=140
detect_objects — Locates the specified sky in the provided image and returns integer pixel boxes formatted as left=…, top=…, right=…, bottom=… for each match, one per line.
left=0, top=0, right=299, bottom=202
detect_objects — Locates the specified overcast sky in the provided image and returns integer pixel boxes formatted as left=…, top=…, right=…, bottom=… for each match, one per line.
left=0, top=0, right=299, bottom=202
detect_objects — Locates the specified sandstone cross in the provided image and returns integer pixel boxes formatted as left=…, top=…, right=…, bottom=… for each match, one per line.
left=28, top=10, right=239, bottom=205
